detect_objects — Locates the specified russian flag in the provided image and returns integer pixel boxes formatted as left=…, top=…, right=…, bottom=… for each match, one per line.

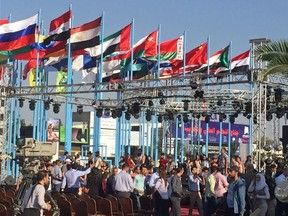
left=0, top=14, right=37, bottom=51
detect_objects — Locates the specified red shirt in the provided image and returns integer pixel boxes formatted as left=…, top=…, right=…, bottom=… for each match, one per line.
left=126, top=157, right=134, bottom=168
left=159, top=157, right=168, bottom=169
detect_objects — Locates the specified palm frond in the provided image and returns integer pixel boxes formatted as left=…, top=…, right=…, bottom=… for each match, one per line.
left=260, top=64, right=288, bottom=80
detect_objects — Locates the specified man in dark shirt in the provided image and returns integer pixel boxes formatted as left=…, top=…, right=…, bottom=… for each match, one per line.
left=170, top=166, right=185, bottom=216
left=106, top=167, right=118, bottom=195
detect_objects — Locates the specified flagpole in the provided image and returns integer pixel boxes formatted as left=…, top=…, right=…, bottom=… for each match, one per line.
left=228, top=41, right=232, bottom=162
left=205, top=36, right=210, bottom=157
left=248, top=47, right=253, bottom=155
left=65, top=4, right=73, bottom=154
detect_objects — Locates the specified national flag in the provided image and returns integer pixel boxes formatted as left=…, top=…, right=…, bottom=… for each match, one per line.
left=87, top=23, right=131, bottom=58
left=44, top=56, right=68, bottom=71
left=44, top=10, right=71, bottom=45
left=82, top=68, right=98, bottom=83
left=0, top=20, right=8, bottom=26
left=70, top=17, right=102, bottom=51
left=121, top=30, right=158, bottom=67
left=56, top=70, right=68, bottom=93
left=231, top=50, right=250, bottom=72
left=197, top=45, right=229, bottom=74
left=0, top=14, right=37, bottom=51
left=148, top=36, right=183, bottom=61
left=172, top=42, right=208, bottom=73
left=72, top=54, right=97, bottom=72
left=23, top=59, right=41, bottom=80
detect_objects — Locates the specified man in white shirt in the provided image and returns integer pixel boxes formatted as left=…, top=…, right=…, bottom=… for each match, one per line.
left=114, top=164, right=134, bottom=198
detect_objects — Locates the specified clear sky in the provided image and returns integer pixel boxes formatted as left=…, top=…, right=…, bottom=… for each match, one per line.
left=0, top=0, right=287, bottom=132
left=1, top=0, right=287, bottom=55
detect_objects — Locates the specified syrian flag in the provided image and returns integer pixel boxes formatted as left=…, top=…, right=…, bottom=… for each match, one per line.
left=172, top=42, right=208, bottom=74
left=44, top=10, right=71, bottom=45
left=121, top=29, right=158, bottom=67
left=70, top=17, right=102, bottom=51
left=87, top=23, right=131, bottom=58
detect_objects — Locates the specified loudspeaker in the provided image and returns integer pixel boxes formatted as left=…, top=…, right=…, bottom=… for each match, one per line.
left=282, top=125, right=288, bottom=154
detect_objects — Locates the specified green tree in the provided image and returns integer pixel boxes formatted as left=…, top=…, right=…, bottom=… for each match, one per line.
left=255, top=39, right=288, bottom=80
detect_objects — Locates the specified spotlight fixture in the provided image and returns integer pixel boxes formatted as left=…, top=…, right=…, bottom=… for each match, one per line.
left=134, top=113, right=140, bottom=119
left=194, top=90, right=204, bottom=99
left=276, top=107, right=285, bottom=119
left=190, top=80, right=198, bottom=89
left=204, top=115, right=210, bottom=123
left=219, top=113, right=227, bottom=122
left=96, top=109, right=103, bottom=118
left=104, top=108, right=110, bottom=117
left=116, top=109, right=122, bottom=118
left=52, top=103, right=60, bottom=114
left=266, top=111, right=273, bottom=121
left=274, top=88, right=283, bottom=103
left=148, top=100, right=154, bottom=107
left=158, top=115, right=163, bottom=123
left=125, top=112, right=131, bottom=120
left=253, top=115, right=257, bottom=124
left=132, top=102, right=141, bottom=114
left=158, top=90, right=164, bottom=97
left=18, top=98, right=25, bottom=108
left=217, top=99, right=223, bottom=106
left=230, top=115, right=235, bottom=124
left=183, top=100, right=190, bottom=111
left=29, top=100, right=36, bottom=111
left=77, top=105, right=83, bottom=114
left=183, top=113, right=189, bottom=123
left=146, top=109, right=152, bottom=121
left=160, top=98, right=165, bottom=105
left=111, top=110, right=117, bottom=119
left=44, top=100, right=50, bottom=111
left=266, top=86, right=272, bottom=98
left=168, top=111, right=174, bottom=121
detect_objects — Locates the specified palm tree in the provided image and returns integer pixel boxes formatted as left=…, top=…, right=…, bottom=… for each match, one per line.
left=255, top=39, right=288, bottom=80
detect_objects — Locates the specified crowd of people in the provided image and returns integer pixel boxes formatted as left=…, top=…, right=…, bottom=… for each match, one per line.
left=19, top=147, right=288, bottom=216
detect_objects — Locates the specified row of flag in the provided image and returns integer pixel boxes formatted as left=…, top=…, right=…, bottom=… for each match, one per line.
left=0, top=11, right=250, bottom=85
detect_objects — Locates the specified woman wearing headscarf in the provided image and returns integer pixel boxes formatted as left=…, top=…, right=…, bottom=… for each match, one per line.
left=248, top=173, right=270, bottom=216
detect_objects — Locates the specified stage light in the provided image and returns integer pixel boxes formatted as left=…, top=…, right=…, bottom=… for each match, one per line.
left=125, top=112, right=131, bottom=120
left=276, top=107, right=285, bottom=119
left=183, top=113, right=189, bottom=123
left=219, top=113, right=227, bottom=122
left=183, top=100, right=189, bottom=111
left=18, top=98, right=24, bottom=108
left=134, top=113, right=140, bottom=119
left=29, top=100, right=36, bottom=111
left=194, top=90, right=204, bottom=99
left=146, top=109, right=152, bottom=121
left=158, top=90, right=164, bottom=97
left=77, top=105, right=83, bottom=114
left=160, top=98, right=165, bottom=105
left=266, top=111, right=273, bottom=121
left=132, top=102, right=141, bottom=114
left=246, top=114, right=251, bottom=119
left=52, top=103, right=60, bottom=114
left=168, top=111, right=174, bottom=121
left=116, top=109, right=122, bottom=118
left=104, top=108, right=110, bottom=117
left=217, top=99, right=223, bottom=106
left=205, top=115, right=210, bottom=123
left=190, top=80, right=198, bottom=89
left=148, top=100, right=154, bottom=107
left=275, top=88, right=283, bottom=103
left=244, top=102, right=252, bottom=113
left=96, top=109, right=103, bottom=118
left=229, top=115, right=235, bottom=124
left=111, top=110, right=117, bottom=119
left=253, top=115, right=257, bottom=124
left=234, top=113, right=238, bottom=118
left=158, top=115, right=163, bottom=123
left=266, top=86, right=272, bottom=97
left=121, top=105, right=126, bottom=111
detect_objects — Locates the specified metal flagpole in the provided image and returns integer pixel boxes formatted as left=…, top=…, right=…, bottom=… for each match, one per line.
left=175, top=118, right=179, bottom=164
left=65, top=5, right=73, bottom=154
left=205, top=36, right=210, bottom=157
left=228, top=41, right=232, bottom=162
left=181, top=31, right=186, bottom=162
left=248, top=47, right=253, bottom=155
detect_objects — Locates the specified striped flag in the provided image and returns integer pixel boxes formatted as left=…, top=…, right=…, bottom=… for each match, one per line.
left=44, top=10, right=71, bottom=45
left=0, top=14, right=37, bottom=51
left=0, top=20, right=8, bottom=26
left=87, top=23, right=131, bottom=58
left=70, top=17, right=102, bottom=51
